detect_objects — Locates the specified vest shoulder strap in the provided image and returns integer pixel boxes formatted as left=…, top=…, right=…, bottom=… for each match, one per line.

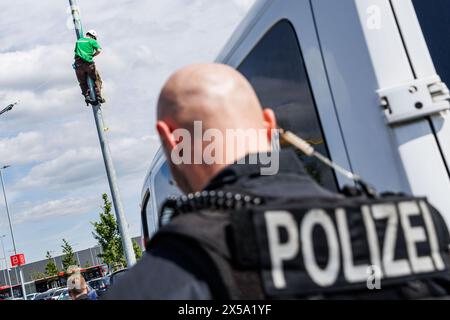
left=151, top=210, right=265, bottom=299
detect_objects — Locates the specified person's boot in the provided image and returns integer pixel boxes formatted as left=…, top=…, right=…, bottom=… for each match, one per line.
left=84, top=92, right=96, bottom=106
left=97, top=95, right=106, bottom=104
left=84, top=95, right=93, bottom=105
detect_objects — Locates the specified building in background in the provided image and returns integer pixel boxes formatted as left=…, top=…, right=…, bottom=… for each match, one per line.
left=0, top=236, right=143, bottom=286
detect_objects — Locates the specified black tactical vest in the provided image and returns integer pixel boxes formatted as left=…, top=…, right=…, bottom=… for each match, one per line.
left=151, top=189, right=450, bottom=300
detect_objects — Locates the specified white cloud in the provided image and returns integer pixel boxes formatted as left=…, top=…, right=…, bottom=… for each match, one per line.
left=15, top=134, right=159, bottom=192
left=0, top=44, right=73, bottom=91
left=0, top=120, right=96, bottom=166
left=16, top=147, right=102, bottom=190
left=13, top=196, right=99, bottom=224
left=0, top=131, right=47, bottom=164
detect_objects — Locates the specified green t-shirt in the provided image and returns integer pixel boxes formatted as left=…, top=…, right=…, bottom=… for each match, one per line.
left=74, top=37, right=101, bottom=63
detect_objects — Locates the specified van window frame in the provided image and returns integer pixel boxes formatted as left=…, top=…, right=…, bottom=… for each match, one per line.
left=141, top=190, right=151, bottom=240
left=237, top=18, right=339, bottom=191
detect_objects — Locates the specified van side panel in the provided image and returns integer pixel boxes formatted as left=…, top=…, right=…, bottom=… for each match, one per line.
left=354, top=0, right=450, bottom=223
left=391, top=0, right=437, bottom=77
left=311, top=0, right=410, bottom=193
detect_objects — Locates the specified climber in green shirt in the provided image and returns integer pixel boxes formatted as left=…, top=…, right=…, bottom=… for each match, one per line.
left=74, top=29, right=105, bottom=105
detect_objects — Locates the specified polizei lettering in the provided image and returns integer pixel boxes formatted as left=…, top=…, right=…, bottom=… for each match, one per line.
left=255, top=198, right=448, bottom=295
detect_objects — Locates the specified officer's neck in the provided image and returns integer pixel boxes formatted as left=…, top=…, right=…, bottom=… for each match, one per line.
left=187, top=145, right=273, bottom=193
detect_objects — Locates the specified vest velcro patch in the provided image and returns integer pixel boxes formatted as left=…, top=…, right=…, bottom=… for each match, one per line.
left=231, top=197, right=450, bottom=297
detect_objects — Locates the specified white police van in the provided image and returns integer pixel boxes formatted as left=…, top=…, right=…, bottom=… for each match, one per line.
left=140, top=0, right=450, bottom=244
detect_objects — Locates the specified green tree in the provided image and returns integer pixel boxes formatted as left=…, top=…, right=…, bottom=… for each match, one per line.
left=92, top=194, right=125, bottom=270
left=92, top=193, right=142, bottom=271
left=44, top=251, right=58, bottom=277
left=61, top=239, right=78, bottom=271
left=133, top=240, right=142, bottom=260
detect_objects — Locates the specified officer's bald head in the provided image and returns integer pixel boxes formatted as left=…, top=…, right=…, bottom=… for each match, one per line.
left=156, top=63, right=276, bottom=193
left=158, top=64, right=266, bottom=132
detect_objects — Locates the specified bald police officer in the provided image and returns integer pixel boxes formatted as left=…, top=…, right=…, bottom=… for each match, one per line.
left=104, top=63, right=450, bottom=300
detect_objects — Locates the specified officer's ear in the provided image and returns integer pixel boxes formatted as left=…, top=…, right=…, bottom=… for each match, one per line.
left=156, top=121, right=177, bottom=151
left=262, top=108, right=277, bottom=143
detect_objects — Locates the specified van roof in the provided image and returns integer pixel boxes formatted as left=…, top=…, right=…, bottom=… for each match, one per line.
left=216, top=0, right=274, bottom=64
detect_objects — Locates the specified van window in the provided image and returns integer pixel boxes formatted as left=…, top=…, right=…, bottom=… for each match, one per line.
left=152, top=162, right=181, bottom=218
left=413, top=0, right=450, bottom=85
left=143, top=162, right=181, bottom=237
left=238, top=20, right=338, bottom=191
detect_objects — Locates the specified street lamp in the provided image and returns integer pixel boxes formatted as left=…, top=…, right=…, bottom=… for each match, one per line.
left=0, top=101, right=19, bottom=117
left=0, top=166, right=17, bottom=253
left=0, top=235, right=13, bottom=298
left=0, top=165, right=27, bottom=299
left=0, top=258, right=6, bottom=284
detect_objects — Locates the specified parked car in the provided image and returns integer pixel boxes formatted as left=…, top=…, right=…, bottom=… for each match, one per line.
left=51, top=288, right=66, bottom=300
left=109, top=269, right=127, bottom=286
left=87, top=277, right=109, bottom=297
left=35, top=288, right=58, bottom=301
left=33, top=292, right=46, bottom=301
left=26, top=293, right=38, bottom=300
left=57, top=289, right=70, bottom=300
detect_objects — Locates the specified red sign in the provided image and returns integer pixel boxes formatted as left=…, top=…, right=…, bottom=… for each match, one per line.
left=10, top=254, right=25, bottom=267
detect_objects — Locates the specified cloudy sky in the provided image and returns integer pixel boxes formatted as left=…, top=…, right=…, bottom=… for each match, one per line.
left=0, top=0, right=256, bottom=264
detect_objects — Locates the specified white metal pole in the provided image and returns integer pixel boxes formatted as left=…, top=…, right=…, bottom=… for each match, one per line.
left=0, top=236, right=13, bottom=298
left=89, top=248, right=94, bottom=266
left=0, top=169, right=17, bottom=254
left=1, top=260, right=7, bottom=286
left=6, top=268, right=12, bottom=298
left=13, top=266, right=18, bottom=284
left=18, top=268, right=26, bottom=299
left=94, top=247, right=100, bottom=265
left=68, top=0, right=136, bottom=268
left=1, top=168, right=26, bottom=300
